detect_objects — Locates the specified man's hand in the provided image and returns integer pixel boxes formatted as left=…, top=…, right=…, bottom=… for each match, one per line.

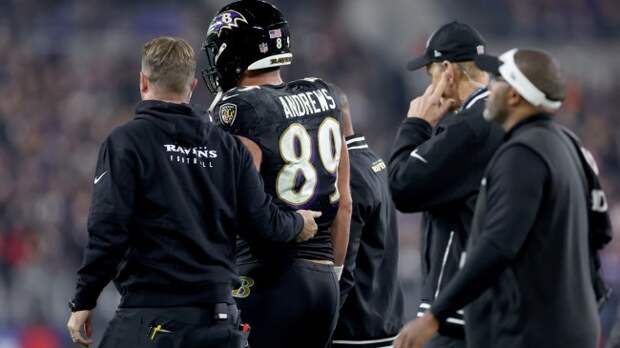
left=296, top=210, right=322, bottom=242
left=407, top=71, right=455, bottom=127
left=67, top=310, right=94, bottom=347
left=394, top=311, right=439, bottom=348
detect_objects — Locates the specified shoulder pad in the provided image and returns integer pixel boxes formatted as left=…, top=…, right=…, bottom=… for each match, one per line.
left=220, top=86, right=264, bottom=104
left=213, top=92, right=261, bottom=130
left=237, top=85, right=261, bottom=92
left=302, top=77, right=322, bottom=83
left=297, top=77, right=330, bottom=88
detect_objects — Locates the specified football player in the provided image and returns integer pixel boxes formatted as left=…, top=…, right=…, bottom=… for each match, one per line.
left=202, top=1, right=352, bottom=348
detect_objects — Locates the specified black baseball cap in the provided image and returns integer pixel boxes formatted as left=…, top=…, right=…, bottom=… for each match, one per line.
left=407, top=21, right=486, bottom=71
left=473, top=54, right=501, bottom=75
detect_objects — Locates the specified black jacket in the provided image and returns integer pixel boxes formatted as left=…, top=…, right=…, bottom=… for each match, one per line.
left=333, top=135, right=404, bottom=347
left=71, top=100, right=303, bottom=310
left=388, top=88, right=503, bottom=334
left=431, top=114, right=611, bottom=348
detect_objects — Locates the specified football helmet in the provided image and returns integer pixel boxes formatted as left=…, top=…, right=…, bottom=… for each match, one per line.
left=202, top=0, right=292, bottom=93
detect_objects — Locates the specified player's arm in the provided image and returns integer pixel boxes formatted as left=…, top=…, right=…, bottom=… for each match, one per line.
left=331, top=137, right=352, bottom=268
left=237, top=135, right=263, bottom=170
left=329, top=86, right=352, bottom=272
left=235, top=140, right=319, bottom=243
left=338, top=191, right=366, bottom=308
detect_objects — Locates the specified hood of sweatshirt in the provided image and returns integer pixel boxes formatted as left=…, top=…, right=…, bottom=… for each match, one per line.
left=135, top=100, right=209, bottom=146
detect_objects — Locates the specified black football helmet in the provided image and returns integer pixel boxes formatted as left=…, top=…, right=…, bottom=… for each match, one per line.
left=202, top=0, right=292, bottom=93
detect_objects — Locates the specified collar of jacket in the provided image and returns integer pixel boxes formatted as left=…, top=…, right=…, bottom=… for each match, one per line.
left=505, top=112, right=553, bottom=140
left=345, top=134, right=369, bottom=151
left=135, top=100, right=202, bottom=117
left=135, top=100, right=209, bottom=146
left=459, top=87, right=490, bottom=112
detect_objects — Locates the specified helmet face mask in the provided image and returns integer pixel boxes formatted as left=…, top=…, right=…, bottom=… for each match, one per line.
left=202, top=0, right=293, bottom=94
left=202, top=40, right=221, bottom=94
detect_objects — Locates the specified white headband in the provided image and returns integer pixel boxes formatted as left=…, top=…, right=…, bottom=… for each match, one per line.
left=498, top=49, right=562, bottom=110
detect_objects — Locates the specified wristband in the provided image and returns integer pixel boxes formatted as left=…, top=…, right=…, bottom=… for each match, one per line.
left=334, top=266, right=344, bottom=281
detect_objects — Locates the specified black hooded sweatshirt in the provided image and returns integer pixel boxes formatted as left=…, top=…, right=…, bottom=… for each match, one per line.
left=71, top=100, right=303, bottom=309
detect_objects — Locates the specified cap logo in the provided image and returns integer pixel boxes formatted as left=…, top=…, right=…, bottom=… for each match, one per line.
left=219, top=103, right=237, bottom=126
left=259, top=42, right=268, bottom=53
left=434, top=50, right=442, bottom=58
left=477, top=45, right=485, bottom=55
left=208, top=10, right=248, bottom=37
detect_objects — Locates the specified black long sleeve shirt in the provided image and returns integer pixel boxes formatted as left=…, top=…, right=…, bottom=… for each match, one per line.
left=431, top=114, right=603, bottom=348
left=431, top=145, right=547, bottom=320
left=387, top=88, right=504, bottom=335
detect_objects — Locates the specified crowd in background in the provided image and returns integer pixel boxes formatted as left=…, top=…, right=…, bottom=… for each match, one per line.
left=0, top=0, right=619, bottom=347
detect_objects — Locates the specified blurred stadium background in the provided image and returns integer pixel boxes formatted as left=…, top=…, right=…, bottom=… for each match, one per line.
left=1, top=0, right=619, bottom=347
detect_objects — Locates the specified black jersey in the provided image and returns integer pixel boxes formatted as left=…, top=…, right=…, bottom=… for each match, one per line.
left=214, top=78, right=344, bottom=263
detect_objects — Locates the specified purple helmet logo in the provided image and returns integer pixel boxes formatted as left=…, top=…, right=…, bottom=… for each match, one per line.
left=208, top=10, right=248, bottom=37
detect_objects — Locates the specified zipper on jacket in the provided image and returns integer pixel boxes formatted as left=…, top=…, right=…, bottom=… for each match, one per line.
left=422, top=216, right=432, bottom=275
left=434, top=231, right=455, bottom=299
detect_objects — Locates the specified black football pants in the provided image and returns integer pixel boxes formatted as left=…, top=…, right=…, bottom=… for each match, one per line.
left=235, top=259, right=340, bottom=348
left=98, top=304, right=248, bottom=348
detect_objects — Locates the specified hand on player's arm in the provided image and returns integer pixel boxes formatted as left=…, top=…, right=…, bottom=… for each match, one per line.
left=407, top=70, right=455, bottom=127
left=394, top=311, right=439, bottom=348
left=238, top=135, right=322, bottom=243
left=67, top=310, right=94, bottom=347
left=295, top=210, right=322, bottom=242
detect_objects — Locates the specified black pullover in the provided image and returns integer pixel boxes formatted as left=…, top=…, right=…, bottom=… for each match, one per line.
left=71, top=100, right=303, bottom=310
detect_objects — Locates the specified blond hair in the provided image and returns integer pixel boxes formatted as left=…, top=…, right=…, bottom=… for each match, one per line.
left=141, top=37, right=196, bottom=95
left=455, top=61, right=483, bottom=79
left=428, top=61, right=484, bottom=81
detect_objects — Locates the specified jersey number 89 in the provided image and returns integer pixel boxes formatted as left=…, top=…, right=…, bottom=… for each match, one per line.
left=276, top=117, right=341, bottom=206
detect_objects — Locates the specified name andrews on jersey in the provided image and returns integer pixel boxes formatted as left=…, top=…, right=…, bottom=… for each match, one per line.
left=278, top=88, right=336, bottom=119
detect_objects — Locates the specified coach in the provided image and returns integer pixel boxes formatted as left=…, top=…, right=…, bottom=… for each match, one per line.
left=388, top=22, right=503, bottom=347
left=66, top=37, right=320, bottom=348
left=395, top=49, right=612, bottom=348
